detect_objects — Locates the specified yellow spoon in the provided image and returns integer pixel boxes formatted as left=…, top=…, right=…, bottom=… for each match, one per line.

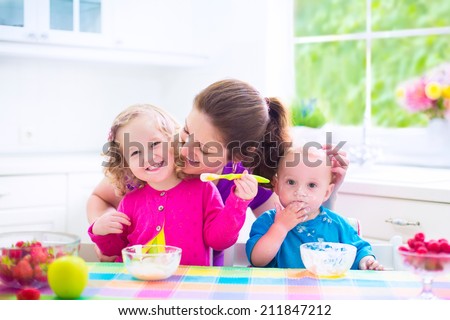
left=200, top=173, right=270, bottom=184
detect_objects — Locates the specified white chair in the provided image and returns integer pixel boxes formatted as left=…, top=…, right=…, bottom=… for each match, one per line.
left=79, top=243, right=100, bottom=262
left=347, top=217, right=404, bottom=270
left=370, top=235, right=404, bottom=270
left=223, top=242, right=249, bottom=267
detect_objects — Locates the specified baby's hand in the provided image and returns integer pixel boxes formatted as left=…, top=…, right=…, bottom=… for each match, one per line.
left=92, top=209, right=131, bottom=236
left=359, top=256, right=384, bottom=271
left=273, top=202, right=309, bottom=234
left=233, top=170, right=257, bottom=200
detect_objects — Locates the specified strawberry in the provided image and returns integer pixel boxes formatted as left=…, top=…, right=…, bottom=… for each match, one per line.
left=0, top=264, right=13, bottom=282
left=33, top=265, right=47, bottom=283
left=8, top=249, right=22, bottom=261
left=30, top=247, right=48, bottom=265
left=398, top=246, right=410, bottom=252
left=414, top=240, right=425, bottom=250
left=407, top=238, right=416, bottom=249
left=12, top=259, right=33, bottom=285
left=426, top=240, right=441, bottom=253
left=15, top=241, right=25, bottom=248
left=414, top=232, right=425, bottom=242
left=439, top=241, right=450, bottom=253
left=416, top=246, right=428, bottom=254
left=16, top=287, right=40, bottom=300
left=30, top=241, right=42, bottom=247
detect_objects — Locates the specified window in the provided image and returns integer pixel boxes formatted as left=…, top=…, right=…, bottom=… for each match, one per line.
left=292, top=0, right=450, bottom=168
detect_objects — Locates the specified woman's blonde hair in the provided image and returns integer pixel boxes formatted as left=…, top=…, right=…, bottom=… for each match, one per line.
left=103, top=104, right=180, bottom=196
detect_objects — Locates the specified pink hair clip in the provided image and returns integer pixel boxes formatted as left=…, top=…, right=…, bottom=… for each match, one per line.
left=107, top=129, right=114, bottom=142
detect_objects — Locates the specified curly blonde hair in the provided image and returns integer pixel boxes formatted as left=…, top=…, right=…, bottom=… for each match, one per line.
left=103, top=104, right=181, bottom=196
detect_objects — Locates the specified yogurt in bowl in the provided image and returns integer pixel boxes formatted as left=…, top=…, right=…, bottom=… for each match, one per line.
left=122, top=245, right=181, bottom=281
left=300, top=242, right=356, bottom=278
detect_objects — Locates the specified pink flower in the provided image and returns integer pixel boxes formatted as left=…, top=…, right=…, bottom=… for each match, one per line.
left=444, top=99, right=450, bottom=110
left=404, top=78, right=434, bottom=112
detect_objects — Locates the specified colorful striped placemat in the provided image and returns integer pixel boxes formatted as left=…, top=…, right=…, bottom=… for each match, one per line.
left=1, top=263, right=449, bottom=300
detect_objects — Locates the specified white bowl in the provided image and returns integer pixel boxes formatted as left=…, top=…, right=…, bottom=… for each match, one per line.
left=122, top=245, right=181, bottom=280
left=300, top=242, right=356, bottom=277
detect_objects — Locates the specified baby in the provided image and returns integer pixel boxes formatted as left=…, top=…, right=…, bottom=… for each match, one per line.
left=246, top=146, right=383, bottom=270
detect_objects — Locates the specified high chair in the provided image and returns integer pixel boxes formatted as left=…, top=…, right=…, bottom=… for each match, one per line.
left=79, top=242, right=100, bottom=262
left=370, top=235, right=404, bottom=270
left=223, top=216, right=405, bottom=270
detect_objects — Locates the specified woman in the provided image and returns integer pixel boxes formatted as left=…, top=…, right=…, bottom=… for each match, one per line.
left=87, top=79, right=349, bottom=263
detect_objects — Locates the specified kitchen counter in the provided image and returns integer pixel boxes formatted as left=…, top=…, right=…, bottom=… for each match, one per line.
left=341, top=164, right=450, bottom=204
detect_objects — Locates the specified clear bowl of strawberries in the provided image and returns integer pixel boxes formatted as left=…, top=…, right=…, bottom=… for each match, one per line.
left=398, top=232, right=450, bottom=299
left=0, top=231, right=80, bottom=289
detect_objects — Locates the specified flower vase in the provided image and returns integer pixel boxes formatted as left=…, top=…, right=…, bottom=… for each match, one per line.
left=427, top=118, right=449, bottom=138
left=427, top=118, right=450, bottom=156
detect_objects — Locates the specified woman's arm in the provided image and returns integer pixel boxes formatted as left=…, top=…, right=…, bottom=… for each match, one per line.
left=86, top=177, right=122, bottom=224
left=251, top=193, right=280, bottom=218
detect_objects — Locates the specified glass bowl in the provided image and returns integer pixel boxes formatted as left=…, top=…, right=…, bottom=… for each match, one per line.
left=398, top=249, right=450, bottom=299
left=122, top=245, right=182, bottom=280
left=0, top=231, right=80, bottom=289
left=300, top=242, right=356, bottom=278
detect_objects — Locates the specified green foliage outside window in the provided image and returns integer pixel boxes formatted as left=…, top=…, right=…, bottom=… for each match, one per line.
left=293, top=0, right=450, bottom=128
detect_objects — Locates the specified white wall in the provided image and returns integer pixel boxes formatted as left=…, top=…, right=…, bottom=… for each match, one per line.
left=0, top=57, right=167, bottom=153
left=0, top=0, right=292, bottom=155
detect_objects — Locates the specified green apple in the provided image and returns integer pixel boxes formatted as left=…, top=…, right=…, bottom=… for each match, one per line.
left=48, top=255, right=88, bottom=299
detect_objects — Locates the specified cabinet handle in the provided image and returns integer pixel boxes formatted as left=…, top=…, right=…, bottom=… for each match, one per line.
left=27, top=33, right=37, bottom=40
left=40, top=33, right=49, bottom=40
left=385, top=218, right=420, bottom=226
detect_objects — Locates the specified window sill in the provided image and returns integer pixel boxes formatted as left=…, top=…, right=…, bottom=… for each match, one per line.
left=342, top=164, right=450, bottom=204
left=291, top=124, right=450, bottom=169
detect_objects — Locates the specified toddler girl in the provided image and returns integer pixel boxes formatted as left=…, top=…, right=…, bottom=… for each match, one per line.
left=89, top=104, right=257, bottom=266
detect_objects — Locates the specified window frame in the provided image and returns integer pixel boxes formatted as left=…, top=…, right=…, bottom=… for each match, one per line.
left=292, top=0, right=450, bottom=168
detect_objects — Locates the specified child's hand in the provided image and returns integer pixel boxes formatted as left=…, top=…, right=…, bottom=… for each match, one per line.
left=359, top=256, right=384, bottom=271
left=92, top=209, right=131, bottom=236
left=273, top=202, right=309, bottom=234
left=233, top=170, right=257, bottom=200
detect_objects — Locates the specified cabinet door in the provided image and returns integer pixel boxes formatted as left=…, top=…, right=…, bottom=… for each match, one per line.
left=0, top=207, right=66, bottom=233
left=334, top=193, right=450, bottom=242
left=67, top=172, right=104, bottom=242
left=0, top=0, right=111, bottom=47
left=0, top=0, right=39, bottom=41
left=111, top=0, right=194, bottom=54
left=43, top=0, right=111, bottom=47
left=0, top=174, right=67, bottom=233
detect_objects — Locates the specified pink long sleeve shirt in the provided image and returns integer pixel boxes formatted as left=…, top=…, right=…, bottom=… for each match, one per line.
left=88, top=178, right=251, bottom=266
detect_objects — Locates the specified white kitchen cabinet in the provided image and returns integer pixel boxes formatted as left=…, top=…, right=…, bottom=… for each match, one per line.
left=0, top=154, right=104, bottom=241
left=66, top=172, right=104, bottom=242
left=0, top=174, right=67, bottom=233
left=0, top=0, right=207, bottom=65
left=334, top=165, right=450, bottom=243
left=0, top=0, right=111, bottom=47
left=334, top=193, right=449, bottom=242
left=110, top=0, right=195, bottom=54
